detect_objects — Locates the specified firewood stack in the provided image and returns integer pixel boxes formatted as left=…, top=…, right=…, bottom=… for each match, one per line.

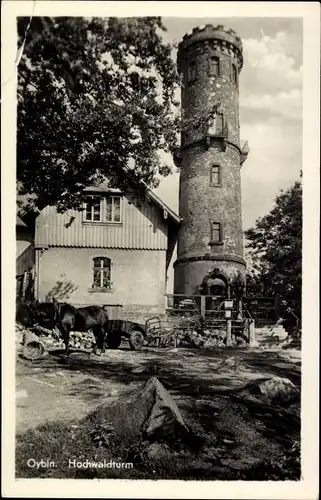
left=181, top=328, right=227, bottom=348
left=67, top=331, right=96, bottom=350
left=15, top=323, right=97, bottom=350
left=147, top=326, right=227, bottom=349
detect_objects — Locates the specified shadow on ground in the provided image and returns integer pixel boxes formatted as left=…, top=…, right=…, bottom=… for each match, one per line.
left=16, top=346, right=301, bottom=480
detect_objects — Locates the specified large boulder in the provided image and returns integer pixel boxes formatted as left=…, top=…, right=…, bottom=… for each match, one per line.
left=87, top=377, right=190, bottom=446
left=240, top=376, right=299, bottom=403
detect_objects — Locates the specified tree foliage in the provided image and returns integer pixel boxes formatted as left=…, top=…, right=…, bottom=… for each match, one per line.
left=17, top=16, right=180, bottom=213
left=244, top=179, right=302, bottom=315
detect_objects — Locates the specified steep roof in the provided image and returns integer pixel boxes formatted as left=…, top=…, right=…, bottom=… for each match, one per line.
left=17, top=171, right=181, bottom=226
left=147, top=190, right=180, bottom=224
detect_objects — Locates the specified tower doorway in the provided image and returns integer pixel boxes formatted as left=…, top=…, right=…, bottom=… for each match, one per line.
left=208, top=277, right=227, bottom=297
left=201, top=269, right=229, bottom=298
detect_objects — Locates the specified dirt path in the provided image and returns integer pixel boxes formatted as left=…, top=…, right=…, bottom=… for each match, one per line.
left=16, top=345, right=301, bottom=479
left=16, top=345, right=301, bottom=435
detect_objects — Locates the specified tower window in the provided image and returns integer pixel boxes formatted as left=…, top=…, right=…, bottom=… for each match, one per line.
left=207, top=113, right=224, bottom=136
left=209, top=56, right=220, bottom=77
left=231, top=64, right=238, bottom=85
left=211, top=222, right=222, bottom=243
left=210, top=165, right=221, bottom=186
left=215, top=113, right=224, bottom=134
left=187, top=61, right=197, bottom=83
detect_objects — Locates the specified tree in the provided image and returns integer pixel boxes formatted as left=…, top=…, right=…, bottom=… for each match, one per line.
left=17, top=17, right=180, bottom=213
left=244, top=179, right=302, bottom=317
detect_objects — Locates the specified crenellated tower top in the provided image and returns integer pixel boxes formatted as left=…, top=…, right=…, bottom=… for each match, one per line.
left=177, top=24, right=243, bottom=74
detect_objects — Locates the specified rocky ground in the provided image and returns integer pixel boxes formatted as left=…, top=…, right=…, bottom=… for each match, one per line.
left=15, top=330, right=301, bottom=480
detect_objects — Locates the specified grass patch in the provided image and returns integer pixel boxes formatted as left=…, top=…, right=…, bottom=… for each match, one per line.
left=16, top=413, right=300, bottom=480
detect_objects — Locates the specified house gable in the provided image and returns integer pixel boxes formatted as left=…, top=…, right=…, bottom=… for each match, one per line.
left=35, top=190, right=171, bottom=251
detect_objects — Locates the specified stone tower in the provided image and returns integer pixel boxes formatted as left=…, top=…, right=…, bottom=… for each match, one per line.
left=174, top=24, right=249, bottom=297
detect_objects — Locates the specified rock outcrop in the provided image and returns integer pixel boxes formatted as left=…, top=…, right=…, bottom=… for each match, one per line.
left=239, top=376, right=299, bottom=403
left=87, top=377, right=190, bottom=446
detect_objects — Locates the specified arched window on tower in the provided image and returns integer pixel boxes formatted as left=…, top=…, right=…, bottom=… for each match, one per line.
left=209, top=56, right=220, bottom=77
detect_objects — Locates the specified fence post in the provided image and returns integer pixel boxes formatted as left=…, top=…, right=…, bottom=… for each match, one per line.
left=21, top=271, right=28, bottom=302
left=200, top=295, right=205, bottom=318
left=249, top=320, right=256, bottom=346
left=226, top=319, right=232, bottom=346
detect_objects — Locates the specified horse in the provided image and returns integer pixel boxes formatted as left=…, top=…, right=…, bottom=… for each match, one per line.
left=16, top=301, right=57, bottom=329
left=52, top=298, right=109, bottom=355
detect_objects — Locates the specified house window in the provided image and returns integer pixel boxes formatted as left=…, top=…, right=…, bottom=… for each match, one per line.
left=106, top=196, right=121, bottom=222
left=85, top=197, right=102, bottom=222
left=211, top=222, right=222, bottom=243
left=209, top=56, right=220, bottom=77
left=231, top=63, right=237, bottom=85
left=187, top=60, right=197, bottom=83
left=84, top=195, right=122, bottom=223
left=210, top=165, right=221, bottom=186
left=92, top=257, right=111, bottom=290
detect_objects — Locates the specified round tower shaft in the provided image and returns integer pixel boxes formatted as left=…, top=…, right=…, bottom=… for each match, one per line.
left=174, top=24, right=249, bottom=297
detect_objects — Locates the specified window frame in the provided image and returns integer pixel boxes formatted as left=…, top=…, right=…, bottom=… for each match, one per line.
left=207, top=112, right=224, bottom=137
left=210, top=164, right=222, bottom=187
left=231, top=63, right=238, bottom=86
left=90, top=256, right=112, bottom=292
left=210, top=222, right=223, bottom=245
left=187, top=60, right=197, bottom=84
left=208, top=55, right=220, bottom=77
left=83, top=195, right=122, bottom=224
left=84, top=197, right=103, bottom=222
left=105, top=195, right=122, bottom=223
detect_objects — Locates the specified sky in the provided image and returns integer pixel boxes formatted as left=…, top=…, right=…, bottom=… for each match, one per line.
left=154, top=18, right=302, bottom=228
left=152, top=17, right=303, bottom=292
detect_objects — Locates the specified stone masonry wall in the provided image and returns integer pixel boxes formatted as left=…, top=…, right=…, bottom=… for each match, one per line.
left=177, top=143, right=243, bottom=259
left=174, top=25, right=246, bottom=295
left=174, top=259, right=245, bottom=295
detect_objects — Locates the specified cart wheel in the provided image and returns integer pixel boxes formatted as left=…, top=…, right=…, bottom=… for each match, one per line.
left=106, top=331, right=122, bottom=349
left=129, top=330, right=144, bottom=351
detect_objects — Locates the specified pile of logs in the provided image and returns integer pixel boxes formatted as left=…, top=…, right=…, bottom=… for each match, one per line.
left=15, top=323, right=96, bottom=350
left=66, top=331, right=96, bottom=350
left=182, top=328, right=226, bottom=348
left=147, top=325, right=227, bottom=349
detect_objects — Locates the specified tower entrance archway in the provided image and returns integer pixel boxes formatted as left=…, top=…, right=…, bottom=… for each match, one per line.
left=208, top=277, right=227, bottom=297
left=201, top=269, right=229, bottom=298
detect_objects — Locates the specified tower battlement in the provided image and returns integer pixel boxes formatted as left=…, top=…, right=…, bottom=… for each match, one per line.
left=178, top=24, right=243, bottom=72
